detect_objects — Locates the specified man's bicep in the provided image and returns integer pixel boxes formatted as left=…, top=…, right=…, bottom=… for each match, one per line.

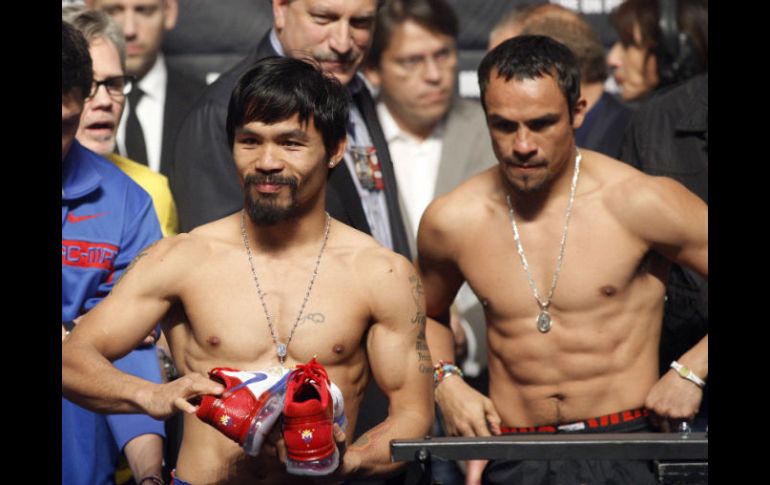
left=416, top=255, right=464, bottom=321
left=366, top=259, right=434, bottom=399
left=416, top=203, right=466, bottom=319
left=74, top=238, right=182, bottom=359
left=646, top=179, right=708, bottom=279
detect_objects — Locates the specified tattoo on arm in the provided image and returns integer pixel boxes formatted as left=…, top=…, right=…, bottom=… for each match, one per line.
left=409, top=275, right=427, bottom=327
left=349, top=421, right=392, bottom=452
left=115, top=240, right=161, bottom=286
left=409, top=274, right=432, bottom=373
left=416, top=328, right=432, bottom=374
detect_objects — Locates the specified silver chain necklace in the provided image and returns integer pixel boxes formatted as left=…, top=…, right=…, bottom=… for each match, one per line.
left=505, top=149, right=581, bottom=333
left=240, top=211, right=331, bottom=364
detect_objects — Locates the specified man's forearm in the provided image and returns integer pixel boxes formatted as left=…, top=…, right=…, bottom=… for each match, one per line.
left=346, top=409, right=433, bottom=478
left=62, top=338, right=158, bottom=415
left=426, top=317, right=456, bottom=363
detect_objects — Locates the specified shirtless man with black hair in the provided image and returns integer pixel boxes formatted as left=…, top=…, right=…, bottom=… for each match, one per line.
left=62, top=56, right=433, bottom=485
left=418, top=35, right=707, bottom=484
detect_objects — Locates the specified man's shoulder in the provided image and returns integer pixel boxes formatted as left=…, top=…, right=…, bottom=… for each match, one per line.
left=597, top=154, right=696, bottom=224
left=421, top=169, right=497, bottom=237
left=330, top=219, right=413, bottom=274
left=188, top=39, right=277, bottom=111
left=432, top=168, right=496, bottom=213
left=108, top=154, right=170, bottom=189
left=74, top=145, right=152, bottom=202
left=166, top=63, right=207, bottom=93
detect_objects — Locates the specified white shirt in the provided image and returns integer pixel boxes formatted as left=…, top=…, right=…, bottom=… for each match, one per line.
left=377, top=102, right=444, bottom=238
left=117, top=53, right=167, bottom=173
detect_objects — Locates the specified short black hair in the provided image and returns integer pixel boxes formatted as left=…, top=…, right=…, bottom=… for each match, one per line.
left=366, top=0, right=459, bottom=68
left=62, top=20, right=93, bottom=101
left=478, top=35, right=581, bottom=122
left=226, top=56, right=350, bottom=159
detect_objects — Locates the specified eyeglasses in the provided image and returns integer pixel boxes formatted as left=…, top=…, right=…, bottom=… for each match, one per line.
left=87, top=75, right=134, bottom=99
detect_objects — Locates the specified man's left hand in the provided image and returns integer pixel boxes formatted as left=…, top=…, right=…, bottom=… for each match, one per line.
left=644, top=370, right=703, bottom=432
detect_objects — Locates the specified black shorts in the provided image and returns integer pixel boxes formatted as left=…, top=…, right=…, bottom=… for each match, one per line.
left=483, top=410, right=657, bottom=485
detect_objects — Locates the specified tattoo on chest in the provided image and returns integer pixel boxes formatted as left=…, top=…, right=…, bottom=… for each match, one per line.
left=302, top=313, right=326, bottom=325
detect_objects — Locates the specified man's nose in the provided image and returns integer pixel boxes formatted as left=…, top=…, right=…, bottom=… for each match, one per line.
left=422, top=56, right=442, bottom=83
left=90, top=84, right=115, bottom=109
left=253, top=145, right=285, bottom=173
left=512, top=130, right=537, bottom=160
left=121, top=12, right=137, bottom=40
left=607, top=42, right=623, bottom=69
left=329, top=22, right=352, bottom=55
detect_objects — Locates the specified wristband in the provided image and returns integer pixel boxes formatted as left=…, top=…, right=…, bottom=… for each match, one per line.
left=137, top=475, right=164, bottom=485
left=433, top=360, right=463, bottom=387
left=670, top=360, right=706, bottom=388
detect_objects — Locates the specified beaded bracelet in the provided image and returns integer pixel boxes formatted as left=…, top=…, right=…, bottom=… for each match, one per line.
left=433, top=360, right=464, bottom=387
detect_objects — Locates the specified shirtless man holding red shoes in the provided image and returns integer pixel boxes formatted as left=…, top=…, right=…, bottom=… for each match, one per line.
left=62, top=56, right=434, bottom=484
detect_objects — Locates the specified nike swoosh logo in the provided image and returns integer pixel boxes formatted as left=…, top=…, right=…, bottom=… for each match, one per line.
left=67, top=212, right=107, bottom=223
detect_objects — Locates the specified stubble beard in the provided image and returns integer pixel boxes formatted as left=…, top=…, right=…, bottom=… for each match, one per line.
left=501, top=165, right=548, bottom=195
left=243, top=174, right=300, bottom=226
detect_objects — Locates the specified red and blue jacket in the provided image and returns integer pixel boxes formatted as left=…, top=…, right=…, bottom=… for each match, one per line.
left=62, top=140, right=165, bottom=485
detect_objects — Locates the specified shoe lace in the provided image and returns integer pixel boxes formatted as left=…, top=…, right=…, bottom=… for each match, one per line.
left=290, top=357, right=329, bottom=387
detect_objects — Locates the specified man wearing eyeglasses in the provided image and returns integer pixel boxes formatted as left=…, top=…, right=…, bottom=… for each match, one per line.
left=65, top=4, right=178, bottom=238
left=62, top=17, right=166, bottom=485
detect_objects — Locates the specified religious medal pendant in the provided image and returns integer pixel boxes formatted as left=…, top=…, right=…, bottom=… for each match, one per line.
left=276, top=342, right=288, bottom=364
left=537, top=309, right=552, bottom=333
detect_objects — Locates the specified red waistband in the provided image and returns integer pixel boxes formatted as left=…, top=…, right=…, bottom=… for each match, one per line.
left=500, top=407, right=649, bottom=434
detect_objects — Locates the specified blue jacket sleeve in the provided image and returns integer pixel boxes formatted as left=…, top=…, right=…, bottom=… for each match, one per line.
left=108, top=346, right=167, bottom=450
left=83, top=185, right=162, bottom=313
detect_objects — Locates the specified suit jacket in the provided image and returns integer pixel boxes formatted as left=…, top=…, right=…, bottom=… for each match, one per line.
left=171, top=33, right=411, bottom=258
left=161, top=64, right=207, bottom=183
left=392, top=96, right=497, bottom=257
left=575, top=91, right=634, bottom=160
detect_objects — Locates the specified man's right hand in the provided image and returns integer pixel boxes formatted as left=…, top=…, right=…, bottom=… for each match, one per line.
left=435, top=376, right=501, bottom=437
left=139, top=373, right=224, bottom=420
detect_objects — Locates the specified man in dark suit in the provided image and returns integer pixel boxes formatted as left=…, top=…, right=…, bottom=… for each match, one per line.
left=89, top=0, right=206, bottom=182
left=172, top=0, right=411, bottom=266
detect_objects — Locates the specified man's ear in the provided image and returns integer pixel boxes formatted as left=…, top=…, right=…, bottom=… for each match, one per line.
left=571, top=97, right=587, bottom=130
left=164, top=0, right=179, bottom=31
left=273, top=0, right=290, bottom=32
left=328, top=137, right=348, bottom=169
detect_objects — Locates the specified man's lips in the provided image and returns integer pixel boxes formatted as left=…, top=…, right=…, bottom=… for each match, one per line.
left=508, top=162, right=546, bottom=172
left=250, top=182, right=291, bottom=194
left=126, top=44, right=144, bottom=57
left=85, top=121, right=115, bottom=134
left=420, top=91, right=449, bottom=104
left=319, top=59, right=357, bottom=71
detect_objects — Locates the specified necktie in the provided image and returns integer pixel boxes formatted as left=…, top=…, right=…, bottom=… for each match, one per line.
left=125, top=87, right=148, bottom=165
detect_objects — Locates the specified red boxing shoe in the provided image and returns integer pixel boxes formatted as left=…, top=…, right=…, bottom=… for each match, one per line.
left=196, top=366, right=290, bottom=456
left=283, top=358, right=345, bottom=476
